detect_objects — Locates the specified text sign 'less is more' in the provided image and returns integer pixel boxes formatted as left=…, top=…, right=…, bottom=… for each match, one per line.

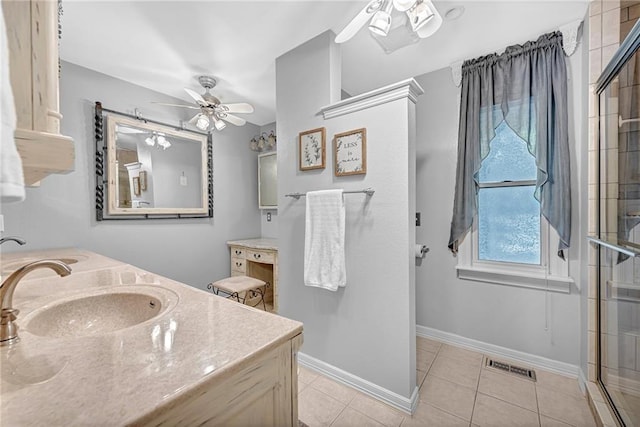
left=334, top=128, right=367, bottom=176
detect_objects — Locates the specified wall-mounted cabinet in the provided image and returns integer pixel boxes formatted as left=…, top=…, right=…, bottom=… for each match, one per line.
left=3, top=0, right=74, bottom=186
left=258, top=152, right=277, bottom=209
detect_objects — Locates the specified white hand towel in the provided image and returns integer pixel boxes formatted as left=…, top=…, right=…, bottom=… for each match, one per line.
left=0, top=6, right=25, bottom=203
left=304, top=189, right=346, bottom=291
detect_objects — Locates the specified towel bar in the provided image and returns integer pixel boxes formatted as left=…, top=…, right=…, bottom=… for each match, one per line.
left=285, top=188, right=375, bottom=200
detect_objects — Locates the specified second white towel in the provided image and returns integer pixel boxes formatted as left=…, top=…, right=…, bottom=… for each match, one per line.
left=304, top=189, right=346, bottom=291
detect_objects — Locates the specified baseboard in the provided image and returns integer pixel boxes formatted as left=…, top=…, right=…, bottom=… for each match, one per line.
left=578, top=367, right=588, bottom=395
left=416, top=325, right=581, bottom=379
left=298, top=352, right=419, bottom=415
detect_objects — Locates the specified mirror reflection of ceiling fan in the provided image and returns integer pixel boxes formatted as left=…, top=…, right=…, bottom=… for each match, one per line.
left=336, top=0, right=443, bottom=46
left=154, top=76, right=254, bottom=132
left=116, top=125, right=172, bottom=149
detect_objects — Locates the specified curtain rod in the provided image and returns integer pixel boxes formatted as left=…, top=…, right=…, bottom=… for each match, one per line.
left=285, top=188, right=375, bottom=200
left=449, top=19, right=583, bottom=87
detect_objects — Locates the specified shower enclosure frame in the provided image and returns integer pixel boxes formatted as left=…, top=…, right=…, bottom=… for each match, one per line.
left=594, top=18, right=640, bottom=427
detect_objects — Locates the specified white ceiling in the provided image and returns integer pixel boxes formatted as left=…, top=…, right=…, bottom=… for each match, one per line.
left=60, top=0, right=589, bottom=126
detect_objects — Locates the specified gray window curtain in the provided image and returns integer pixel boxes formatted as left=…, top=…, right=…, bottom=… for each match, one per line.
left=448, top=31, right=571, bottom=258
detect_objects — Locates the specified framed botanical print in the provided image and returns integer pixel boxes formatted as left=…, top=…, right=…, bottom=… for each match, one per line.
left=299, top=127, right=326, bottom=170
left=132, top=176, right=141, bottom=196
left=334, top=128, right=366, bottom=176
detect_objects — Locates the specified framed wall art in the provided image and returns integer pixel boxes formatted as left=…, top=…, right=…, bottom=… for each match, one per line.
left=132, top=176, right=141, bottom=196
left=139, top=170, right=147, bottom=191
left=299, top=127, right=326, bottom=171
left=334, top=128, right=366, bottom=176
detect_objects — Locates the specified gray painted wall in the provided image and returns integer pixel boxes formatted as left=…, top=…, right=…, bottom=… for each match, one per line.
left=276, top=32, right=417, bottom=398
left=414, top=36, right=589, bottom=367
left=0, top=61, right=261, bottom=289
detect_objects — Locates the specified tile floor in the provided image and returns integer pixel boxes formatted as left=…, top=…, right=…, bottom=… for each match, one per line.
left=298, top=337, right=597, bottom=427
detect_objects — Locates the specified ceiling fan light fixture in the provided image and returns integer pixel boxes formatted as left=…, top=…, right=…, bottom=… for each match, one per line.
left=369, top=10, right=392, bottom=36
left=392, top=0, right=417, bottom=12
left=196, top=114, right=210, bottom=131
left=145, top=136, right=155, bottom=146
left=213, top=116, right=226, bottom=131
left=407, top=0, right=434, bottom=32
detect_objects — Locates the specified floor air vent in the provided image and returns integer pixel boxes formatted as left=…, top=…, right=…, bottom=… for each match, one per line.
left=486, top=358, right=537, bottom=381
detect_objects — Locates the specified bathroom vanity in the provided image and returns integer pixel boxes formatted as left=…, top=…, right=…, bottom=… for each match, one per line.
left=0, top=248, right=302, bottom=425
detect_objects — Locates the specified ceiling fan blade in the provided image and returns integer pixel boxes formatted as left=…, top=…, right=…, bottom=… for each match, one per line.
left=219, top=103, right=254, bottom=114
left=151, top=101, right=200, bottom=110
left=220, top=113, right=246, bottom=126
left=335, top=0, right=384, bottom=43
left=184, top=88, right=207, bottom=106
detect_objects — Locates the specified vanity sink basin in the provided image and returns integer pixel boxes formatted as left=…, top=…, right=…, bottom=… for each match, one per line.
left=23, top=285, right=179, bottom=338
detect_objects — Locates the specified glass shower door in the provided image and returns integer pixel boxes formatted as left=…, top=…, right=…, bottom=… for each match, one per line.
left=596, top=20, right=640, bottom=427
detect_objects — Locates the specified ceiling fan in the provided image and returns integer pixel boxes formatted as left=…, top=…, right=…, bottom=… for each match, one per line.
left=335, top=0, right=443, bottom=44
left=154, top=76, right=254, bottom=132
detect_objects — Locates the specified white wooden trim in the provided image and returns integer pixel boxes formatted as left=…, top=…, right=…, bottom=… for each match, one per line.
left=455, top=265, right=573, bottom=293
left=578, top=366, right=588, bottom=395
left=319, top=78, right=424, bottom=120
left=416, top=325, right=582, bottom=379
left=298, top=352, right=419, bottom=415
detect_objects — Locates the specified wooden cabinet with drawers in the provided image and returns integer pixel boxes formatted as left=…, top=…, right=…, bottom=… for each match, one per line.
left=227, top=238, right=278, bottom=312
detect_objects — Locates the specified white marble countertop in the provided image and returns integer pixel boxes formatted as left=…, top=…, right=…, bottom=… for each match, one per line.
left=227, top=237, right=278, bottom=251
left=0, top=248, right=301, bottom=425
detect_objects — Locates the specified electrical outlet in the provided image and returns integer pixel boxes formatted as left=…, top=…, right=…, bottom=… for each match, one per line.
left=416, top=212, right=421, bottom=226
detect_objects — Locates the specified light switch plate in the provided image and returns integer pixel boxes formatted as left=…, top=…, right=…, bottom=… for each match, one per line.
left=180, top=175, right=188, bottom=186
left=416, top=212, right=421, bottom=226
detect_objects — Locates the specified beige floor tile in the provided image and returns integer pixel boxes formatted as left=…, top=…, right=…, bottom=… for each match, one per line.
left=300, top=366, right=320, bottom=385
left=331, top=407, right=385, bottom=427
left=429, top=353, right=482, bottom=389
left=299, top=379, right=310, bottom=394
left=535, top=370, right=583, bottom=400
left=417, top=349, right=437, bottom=372
left=420, top=375, right=477, bottom=421
left=417, top=336, right=442, bottom=353
left=417, top=369, right=427, bottom=389
left=311, top=376, right=359, bottom=405
left=537, top=385, right=597, bottom=427
left=540, top=415, right=573, bottom=427
left=299, top=387, right=346, bottom=427
left=401, top=401, right=468, bottom=427
left=348, top=394, right=405, bottom=427
left=478, top=369, right=537, bottom=411
left=439, top=344, right=484, bottom=364
left=472, top=393, right=540, bottom=427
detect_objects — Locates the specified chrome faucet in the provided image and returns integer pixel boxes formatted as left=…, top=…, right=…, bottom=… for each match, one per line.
left=0, top=260, right=71, bottom=346
left=0, top=237, right=26, bottom=246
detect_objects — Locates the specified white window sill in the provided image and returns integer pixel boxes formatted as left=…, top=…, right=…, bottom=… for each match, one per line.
left=456, top=265, right=574, bottom=293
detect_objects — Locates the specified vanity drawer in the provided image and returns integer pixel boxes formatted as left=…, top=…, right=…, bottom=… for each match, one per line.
left=230, top=246, right=245, bottom=258
left=231, top=257, right=246, bottom=273
left=246, top=249, right=275, bottom=264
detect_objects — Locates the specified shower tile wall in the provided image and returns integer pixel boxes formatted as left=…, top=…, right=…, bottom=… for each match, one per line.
left=588, top=0, right=624, bottom=384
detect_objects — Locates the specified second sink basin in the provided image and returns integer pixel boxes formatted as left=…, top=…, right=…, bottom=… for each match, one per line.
left=23, top=285, right=179, bottom=338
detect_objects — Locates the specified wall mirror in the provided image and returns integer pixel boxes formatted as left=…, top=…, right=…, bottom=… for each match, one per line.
left=258, top=152, right=277, bottom=209
left=95, top=103, right=212, bottom=220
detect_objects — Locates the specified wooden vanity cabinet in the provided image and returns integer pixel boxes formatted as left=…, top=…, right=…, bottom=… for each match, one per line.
left=2, top=0, right=74, bottom=186
left=140, top=334, right=303, bottom=426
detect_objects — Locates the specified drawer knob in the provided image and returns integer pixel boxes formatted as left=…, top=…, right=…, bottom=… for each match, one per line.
left=236, top=262, right=242, bottom=267
left=254, top=254, right=261, bottom=259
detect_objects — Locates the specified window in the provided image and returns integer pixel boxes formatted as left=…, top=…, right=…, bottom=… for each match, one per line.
left=456, top=121, right=572, bottom=292
left=477, top=121, right=540, bottom=265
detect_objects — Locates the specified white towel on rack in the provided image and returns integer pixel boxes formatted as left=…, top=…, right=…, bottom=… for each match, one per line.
left=0, top=6, right=25, bottom=203
left=304, top=189, right=346, bottom=291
